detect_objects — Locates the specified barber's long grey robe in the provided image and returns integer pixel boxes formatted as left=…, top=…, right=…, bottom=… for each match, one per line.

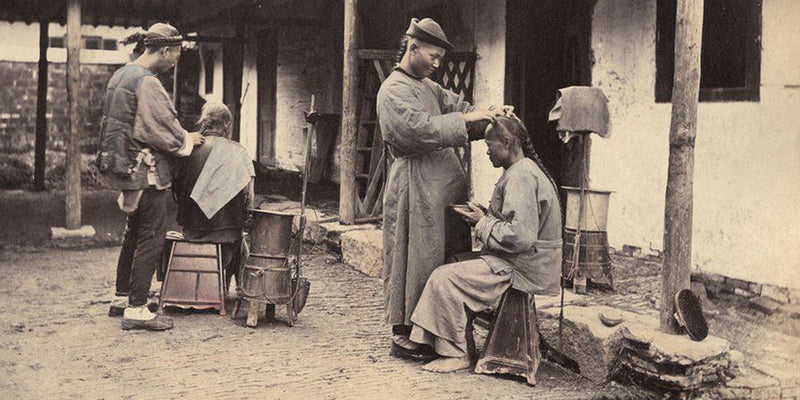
left=377, top=69, right=472, bottom=327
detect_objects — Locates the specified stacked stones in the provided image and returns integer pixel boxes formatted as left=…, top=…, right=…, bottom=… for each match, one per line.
left=611, top=326, right=736, bottom=397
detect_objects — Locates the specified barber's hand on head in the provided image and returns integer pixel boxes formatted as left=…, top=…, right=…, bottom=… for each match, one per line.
left=487, top=105, right=516, bottom=118
left=187, top=131, right=204, bottom=146
left=463, top=106, right=496, bottom=123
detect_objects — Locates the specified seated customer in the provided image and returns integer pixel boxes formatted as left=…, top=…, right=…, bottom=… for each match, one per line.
left=408, top=115, right=562, bottom=373
left=174, top=102, right=255, bottom=291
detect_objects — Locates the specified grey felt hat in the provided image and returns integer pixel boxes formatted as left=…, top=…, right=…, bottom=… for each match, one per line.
left=405, top=17, right=454, bottom=51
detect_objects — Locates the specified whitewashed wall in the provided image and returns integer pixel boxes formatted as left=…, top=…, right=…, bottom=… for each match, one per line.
left=590, top=0, right=800, bottom=289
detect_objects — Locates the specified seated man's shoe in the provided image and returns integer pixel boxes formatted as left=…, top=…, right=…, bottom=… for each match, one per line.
left=121, top=305, right=173, bottom=331
left=390, top=340, right=437, bottom=362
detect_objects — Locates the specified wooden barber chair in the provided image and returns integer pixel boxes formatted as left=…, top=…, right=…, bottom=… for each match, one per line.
left=447, top=250, right=542, bottom=385
left=474, top=288, right=541, bottom=386
left=158, top=234, right=226, bottom=316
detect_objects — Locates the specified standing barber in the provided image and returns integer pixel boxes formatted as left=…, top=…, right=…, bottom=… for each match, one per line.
left=98, top=23, right=203, bottom=331
left=377, top=17, right=508, bottom=358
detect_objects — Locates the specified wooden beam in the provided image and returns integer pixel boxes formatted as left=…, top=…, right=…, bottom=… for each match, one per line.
left=660, top=0, right=704, bottom=333
left=34, top=18, right=49, bottom=190
left=65, top=0, right=82, bottom=229
left=339, top=0, right=358, bottom=225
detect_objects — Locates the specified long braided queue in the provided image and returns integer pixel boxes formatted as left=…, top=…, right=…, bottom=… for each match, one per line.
left=394, top=35, right=410, bottom=66
left=491, top=117, right=561, bottom=205
left=491, top=117, right=567, bottom=337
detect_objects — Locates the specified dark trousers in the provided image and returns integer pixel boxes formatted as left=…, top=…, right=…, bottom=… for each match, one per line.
left=114, top=188, right=169, bottom=307
left=221, top=239, right=243, bottom=293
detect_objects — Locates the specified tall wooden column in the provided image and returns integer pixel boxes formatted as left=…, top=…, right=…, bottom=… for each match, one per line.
left=660, top=0, right=704, bottom=333
left=232, top=22, right=245, bottom=142
left=339, top=0, right=358, bottom=225
left=65, top=0, right=82, bottom=229
left=34, top=19, right=49, bottom=190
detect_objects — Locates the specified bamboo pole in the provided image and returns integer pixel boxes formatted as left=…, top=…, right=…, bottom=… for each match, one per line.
left=571, top=135, right=590, bottom=295
left=34, top=19, right=49, bottom=191
left=660, top=0, right=704, bottom=333
left=65, top=0, right=82, bottom=230
left=298, top=94, right=316, bottom=278
left=339, top=0, right=358, bottom=225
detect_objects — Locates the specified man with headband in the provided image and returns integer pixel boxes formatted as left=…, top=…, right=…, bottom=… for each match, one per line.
left=97, top=22, right=203, bottom=331
left=408, top=116, right=563, bottom=372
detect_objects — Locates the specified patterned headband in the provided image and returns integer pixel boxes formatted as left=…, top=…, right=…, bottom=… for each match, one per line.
left=143, top=35, right=183, bottom=47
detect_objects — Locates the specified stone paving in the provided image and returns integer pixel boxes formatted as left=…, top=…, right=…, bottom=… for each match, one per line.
left=0, top=246, right=609, bottom=400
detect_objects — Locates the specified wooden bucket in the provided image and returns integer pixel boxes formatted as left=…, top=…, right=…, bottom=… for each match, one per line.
left=250, top=209, right=296, bottom=257
left=562, top=228, right=613, bottom=287
left=562, top=187, right=613, bottom=232
left=240, top=255, right=292, bottom=303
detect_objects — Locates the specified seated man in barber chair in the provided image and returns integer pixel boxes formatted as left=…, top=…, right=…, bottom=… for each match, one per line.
left=173, top=102, right=254, bottom=292
left=407, top=115, right=562, bottom=373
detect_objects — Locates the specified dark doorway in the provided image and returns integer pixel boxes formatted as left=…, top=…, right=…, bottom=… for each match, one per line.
left=506, top=0, right=594, bottom=192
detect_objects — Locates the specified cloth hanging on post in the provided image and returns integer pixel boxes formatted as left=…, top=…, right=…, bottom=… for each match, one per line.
left=548, top=86, right=610, bottom=138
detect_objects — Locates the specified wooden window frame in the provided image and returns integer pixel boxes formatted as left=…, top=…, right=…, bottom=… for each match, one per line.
left=655, top=0, right=762, bottom=102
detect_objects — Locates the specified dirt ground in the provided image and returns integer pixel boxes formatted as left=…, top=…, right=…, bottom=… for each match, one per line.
left=1, top=188, right=797, bottom=399
left=0, top=245, right=614, bottom=400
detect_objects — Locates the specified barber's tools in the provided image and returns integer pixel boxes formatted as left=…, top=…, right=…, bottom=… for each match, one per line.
left=235, top=96, right=318, bottom=327
left=449, top=204, right=476, bottom=224
left=547, top=86, right=611, bottom=336
left=561, top=188, right=614, bottom=290
left=237, top=209, right=297, bottom=327
left=293, top=95, right=318, bottom=315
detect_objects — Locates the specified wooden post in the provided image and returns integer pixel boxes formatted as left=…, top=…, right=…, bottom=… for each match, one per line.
left=65, top=0, right=82, bottom=230
left=339, top=0, right=359, bottom=225
left=232, top=22, right=245, bottom=142
left=660, top=0, right=704, bottom=333
left=34, top=19, right=49, bottom=191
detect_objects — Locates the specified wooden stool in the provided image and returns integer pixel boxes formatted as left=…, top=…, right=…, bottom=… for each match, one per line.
left=158, top=240, right=226, bottom=316
left=474, top=288, right=540, bottom=385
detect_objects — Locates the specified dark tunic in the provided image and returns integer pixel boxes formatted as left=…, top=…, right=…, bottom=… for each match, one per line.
left=175, top=136, right=248, bottom=242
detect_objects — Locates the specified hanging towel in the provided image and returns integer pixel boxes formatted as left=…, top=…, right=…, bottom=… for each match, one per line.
left=190, top=138, right=255, bottom=219
left=548, top=86, right=610, bottom=138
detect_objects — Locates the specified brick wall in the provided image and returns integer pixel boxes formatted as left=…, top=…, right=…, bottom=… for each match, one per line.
left=0, top=61, right=186, bottom=189
left=0, top=61, right=119, bottom=154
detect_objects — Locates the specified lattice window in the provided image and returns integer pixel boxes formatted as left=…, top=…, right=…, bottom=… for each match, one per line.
left=351, top=50, right=476, bottom=221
